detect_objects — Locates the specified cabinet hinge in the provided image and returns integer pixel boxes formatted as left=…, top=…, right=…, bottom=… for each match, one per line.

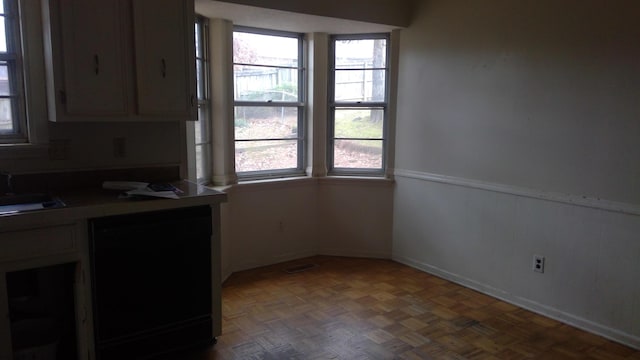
left=59, top=90, right=67, bottom=105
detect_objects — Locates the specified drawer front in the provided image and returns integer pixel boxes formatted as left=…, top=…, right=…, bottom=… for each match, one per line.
left=0, top=225, right=76, bottom=263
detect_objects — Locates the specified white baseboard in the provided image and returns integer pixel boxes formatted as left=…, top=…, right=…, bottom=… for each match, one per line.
left=393, top=254, right=640, bottom=350
left=232, top=250, right=317, bottom=273
left=318, top=248, right=391, bottom=259
left=228, top=249, right=391, bottom=278
left=221, top=268, right=232, bottom=284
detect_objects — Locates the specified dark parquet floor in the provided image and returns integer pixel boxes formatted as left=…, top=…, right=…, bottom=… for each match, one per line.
left=159, top=256, right=640, bottom=359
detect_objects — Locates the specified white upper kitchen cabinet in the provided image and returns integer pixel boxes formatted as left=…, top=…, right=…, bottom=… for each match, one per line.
left=133, top=0, right=196, bottom=119
left=42, top=0, right=196, bottom=122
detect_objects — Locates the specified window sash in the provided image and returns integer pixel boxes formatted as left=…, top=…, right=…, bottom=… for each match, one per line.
left=0, top=0, right=27, bottom=143
left=328, top=33, right=390, bottom=175
left=233, top=26, right=305, bottom=178
left=194, top=16, right=211, bottom=183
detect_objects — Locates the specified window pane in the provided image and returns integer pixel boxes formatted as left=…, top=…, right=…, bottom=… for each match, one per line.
left=233, top=32, right=298, bottom=67
left=196, top=105, right=209, bottom=143
left=0, top=1, right=5, bottom=15
left=235, top=106, right=298, bottom=140
left=196, top=143, right=211, bottom=181
left=333, top=139, right=383, bottom=169
left=236, top=140, right=298, bottom=172
left=0, top=97, right=13, bottom=132
left=196, top=60, right=205, bottom=99
left=0, top=63, right=9, bottom=95
left=335, top=39, right=386, bottom=69
left=334, top=69, right=385, bottom=102
left=334, top=109, right=383, bottom=139
left=194, top=22, right=202, bottom=58
left=0, top=16, right=6, bottom=52
left=234, top=65, right=298, bottom=101
left=195, top=144, right=203, bottom=179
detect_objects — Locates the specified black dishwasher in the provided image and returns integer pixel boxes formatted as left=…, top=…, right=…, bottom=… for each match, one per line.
left=89, top=206, right=213, bottom=360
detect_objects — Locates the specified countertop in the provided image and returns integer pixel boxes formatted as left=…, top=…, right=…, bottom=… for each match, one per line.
left=0, top=181, right=227, bottom=230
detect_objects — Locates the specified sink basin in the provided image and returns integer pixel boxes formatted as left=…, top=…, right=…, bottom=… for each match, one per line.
left=0, top=194, right=66, bottom=215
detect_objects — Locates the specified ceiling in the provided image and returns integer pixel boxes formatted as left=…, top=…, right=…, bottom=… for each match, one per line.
left=194, top=0, right=401, bottom=34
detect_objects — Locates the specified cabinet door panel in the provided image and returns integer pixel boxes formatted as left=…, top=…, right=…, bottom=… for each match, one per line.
left=133, top=0, right=196, bottom=119
left=58, top=0, right=129, bottom=115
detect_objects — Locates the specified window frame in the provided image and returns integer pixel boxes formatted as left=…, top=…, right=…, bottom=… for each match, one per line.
left=194, top=15, right=212, bottom=184
left=232, top=25, right=306, bottom=180
left=328, top=33, right=390, bottom=176
left=0, top=0, right=27, bottom=144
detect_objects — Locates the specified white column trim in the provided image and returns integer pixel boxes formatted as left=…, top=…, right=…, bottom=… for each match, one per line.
left=209, top=18, right=238, bottom=185
left=306, top=32, right=328, bottom=177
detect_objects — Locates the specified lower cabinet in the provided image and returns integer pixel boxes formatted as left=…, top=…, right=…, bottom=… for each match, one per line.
left=88, top=206, right=217, bottom=360
left=6, top=263, right=78, bottom=359
left=0, top=204, right=222, bottom=360
left=0, top=223, right=92, bottom=360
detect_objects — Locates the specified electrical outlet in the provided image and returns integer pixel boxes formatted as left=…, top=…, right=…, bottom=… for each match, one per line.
left=113, top=137, right=127, bottom=158
left=533, top=254, right=545, bottom=273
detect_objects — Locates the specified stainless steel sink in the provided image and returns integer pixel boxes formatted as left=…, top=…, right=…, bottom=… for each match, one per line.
left=0, top=194, right=66, bottom=215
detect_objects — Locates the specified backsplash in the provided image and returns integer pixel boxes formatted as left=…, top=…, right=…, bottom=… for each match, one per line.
left=0, top=166, right=180, bottom=194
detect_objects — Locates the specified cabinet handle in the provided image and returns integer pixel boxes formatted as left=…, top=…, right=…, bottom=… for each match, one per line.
left=191, top=95, right=195, bottom=107
left=94, top=54, right=99, bottom=75
left=161, top=58, right=167, bottom=78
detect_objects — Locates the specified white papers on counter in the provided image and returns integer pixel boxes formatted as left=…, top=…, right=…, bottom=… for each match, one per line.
left=102, top=181, right=149, bottom=191
left=123, top=188, right=180, bottom=199
left=103, top=181, right=180, bottom=199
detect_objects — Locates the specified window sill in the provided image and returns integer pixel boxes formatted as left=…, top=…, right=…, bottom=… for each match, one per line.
left=317, top=175, right=395, bottom=187
left=206, top=174, right=394, bottom=193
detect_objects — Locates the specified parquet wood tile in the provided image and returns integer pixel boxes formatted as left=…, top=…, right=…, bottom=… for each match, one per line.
left=154, top=256, right=640, bottom=359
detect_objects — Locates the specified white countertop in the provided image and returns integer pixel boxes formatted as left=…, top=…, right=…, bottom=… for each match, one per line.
left=0, top=181, right=227, bottom=231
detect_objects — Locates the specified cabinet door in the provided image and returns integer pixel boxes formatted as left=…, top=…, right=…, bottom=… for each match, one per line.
left=132, top=0, right=196, bottom=120
left=57, top=0, right=130, bottom=116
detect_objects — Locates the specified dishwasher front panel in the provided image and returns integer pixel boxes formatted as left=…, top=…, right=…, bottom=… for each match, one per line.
left=89, top=205, right=213, bottom=359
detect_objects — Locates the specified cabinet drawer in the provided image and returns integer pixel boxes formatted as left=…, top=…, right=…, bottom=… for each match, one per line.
left=0, top=225, right=76, bottom=263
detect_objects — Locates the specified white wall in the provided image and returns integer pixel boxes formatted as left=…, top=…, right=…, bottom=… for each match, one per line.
left=393, top=0, right=640, bottom=348
left=223, top=180, right=319, bottom=274
left=220, top=178, right=394, bottom=279
left=395, top=0, right=640, bottom=204
left=317, top=179, right=393, bottom=258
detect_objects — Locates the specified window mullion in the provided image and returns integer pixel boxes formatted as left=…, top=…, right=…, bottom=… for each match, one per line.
left=234, top=101, right=303, bottom=107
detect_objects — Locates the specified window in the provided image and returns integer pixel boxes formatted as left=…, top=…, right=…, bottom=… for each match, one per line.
left=0, top=0, right=26, bottom=144
left=194, top=16, right=211, bottom=183
left=329, top=34, right=389, bottom=175
left=233, top=27, right=304, bottom=179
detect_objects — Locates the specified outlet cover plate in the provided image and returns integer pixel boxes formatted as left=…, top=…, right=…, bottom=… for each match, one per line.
left=533, top=254, right=545, bottom=273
